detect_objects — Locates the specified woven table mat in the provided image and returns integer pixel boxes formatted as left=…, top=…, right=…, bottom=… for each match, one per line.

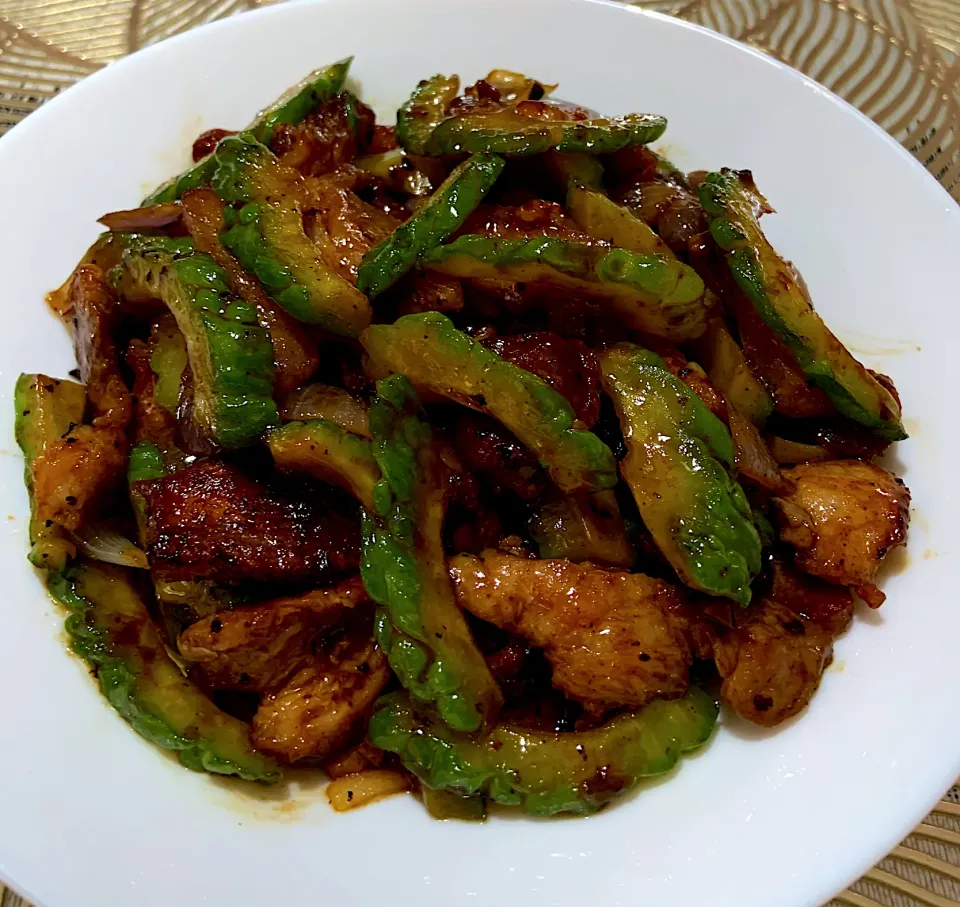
left=0, top=0, right=956, bottom=905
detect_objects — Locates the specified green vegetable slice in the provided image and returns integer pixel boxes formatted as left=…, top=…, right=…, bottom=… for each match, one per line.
left=530, top=490, right=634, bottom=567
left=49, top=562, right=280, bottom=781
left=421, top=786, right=487, bottom=821
left=567, top=184, right=672, bottom=257
left=693, top=318, right=773, bottom=426
left=361, top=313, right=616, bottom=493
left=361, top=375, right=502, bottom=733
left=369, top=686, right=718, bottom=816
left=212, top=134, right=371, bottom=336
left=120, top=235, right=278, bottom=449
left=396, top=74, right=461, bottom=154
left=250, top=57, right=352, bottom=145
left=699, top=169, right=905, bottom=440
left=149, top=315, right=188, bottom=414
left=423, top=109, right=667, bottom=157
left=600, top=343, right=762, bottom=605
left=356, top=152, right=505, bottom=298
left=128, top=439, right=166, bottom=543
left=143, top=57, right=352, bottom=204
left=14, top=374, right=86, bottom=572
left=545, top=151, right=604, bottom=192
left=128, top=440, right=167, bottom=484
left=423, top=235, right=708, bottom=341
left=267, top=418, right=381, bottom=510
left=143, top=157, right=218, bottom=207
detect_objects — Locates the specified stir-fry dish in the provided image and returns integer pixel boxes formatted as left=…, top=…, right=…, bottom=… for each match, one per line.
left=15, top=59, right=911, bottom=819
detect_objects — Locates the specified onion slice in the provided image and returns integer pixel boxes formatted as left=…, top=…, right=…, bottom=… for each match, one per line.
left=280, top=384, right=371, bottom=438
left=73, top=525, right=149, bottom=569
left=98, top=202, right=182, bottom=232
left=728, top=406, right=791, bottom=494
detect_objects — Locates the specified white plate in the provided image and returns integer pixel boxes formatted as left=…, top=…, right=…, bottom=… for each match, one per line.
left=0, top=0, right=956, bottom=904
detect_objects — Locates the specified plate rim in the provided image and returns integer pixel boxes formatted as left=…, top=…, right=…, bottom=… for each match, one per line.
left=0, top=2, right=957, bottom=906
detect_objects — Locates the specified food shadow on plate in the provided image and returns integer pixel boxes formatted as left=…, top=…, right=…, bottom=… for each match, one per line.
left=207, top=764, right=330, bottom=805
left=719, top=699, right=806, bottom=742
left=877, top=445, right=908, bottom=479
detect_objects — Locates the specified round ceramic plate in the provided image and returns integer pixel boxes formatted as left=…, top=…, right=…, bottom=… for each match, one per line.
left=0, top=0, right=956, bottom=904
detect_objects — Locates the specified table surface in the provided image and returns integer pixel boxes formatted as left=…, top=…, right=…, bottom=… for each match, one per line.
left=0, top=1, right=956, bottom=905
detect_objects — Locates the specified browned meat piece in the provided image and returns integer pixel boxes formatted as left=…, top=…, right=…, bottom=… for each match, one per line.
left=606, top=145, right=689, bottom=191
left=366, top=125, right=398, bottom=155
left=606, top=148, right=708, bottom=254
left=484, top=332, right=602, bottom=427
left=135, top=459, right=359, bottom=586
left=307, top=170, right=402, bottom=281
left=773, top=460, right=910, bottom=606
left=662, top=596, right=731, bottom=661
left=178, top=576, right=368, bottom=691
left=252, top=628, right=389, bottom=762
left=441, top=450, right=504, bottom=554
left=31, top=423, right=127, bottom=531
left=769, top=559, right=854, bottom=638
left=31, top=265, right=132, bottom=531
left=484, top=638, right=528, bottom=684
left=447, top=78, right=506, bottom=116
left=192, top=127, right=235, bottom=161
left=452, top=412, right=547, bottom=501
left=445, top=81, right=584, bottom=119
left=713, top=599, right=833, bottom=727
left=270, top=94, right=376, bottom=176
left=397, top=272, right=465, bottom=316
left=460, top=199, right=597, bottom=243
left=67, top=264, right=131, bottom=430
left=665, top=559, right=852, bottom=728
left=449, top=551, right=691, bottom=715
left=808, top=419, right=893, bottom=461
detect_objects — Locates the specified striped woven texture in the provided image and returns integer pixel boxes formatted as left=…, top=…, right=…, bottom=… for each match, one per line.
left=0, top=0, right=956, bottom=904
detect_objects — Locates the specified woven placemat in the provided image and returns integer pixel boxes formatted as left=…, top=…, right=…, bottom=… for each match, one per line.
left=0, top=1, right=956, bottom=905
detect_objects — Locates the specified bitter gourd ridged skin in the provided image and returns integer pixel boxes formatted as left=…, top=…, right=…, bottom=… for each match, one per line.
left=369, top=686, right=718, bottom=816
left=49, top=562, right=280, bottom=782
left=120, top=235, right=277, bottom=449
left=360, top=375, right=502, bottom=733
left=423, top=235, right=708, bottom=341
left=396, top=74, right=461, bottom=155
left=212, top=134, right=371, bottom=336
left=267, top=418, right=381, bottom=510
left=698, top=169, right=905, bottom=440
left=251, top=57, right=352, bottom=145
left=361, top=313, right=617, bottom=493
left=424, top=109, right=667, bottom=157
left=14, top=374, right=86, bottom=571
left=143, top=57, right=352, bottom=204
left=600, top=343, right=762, bottom=605
left=356, top=152, right=505, bottom=298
